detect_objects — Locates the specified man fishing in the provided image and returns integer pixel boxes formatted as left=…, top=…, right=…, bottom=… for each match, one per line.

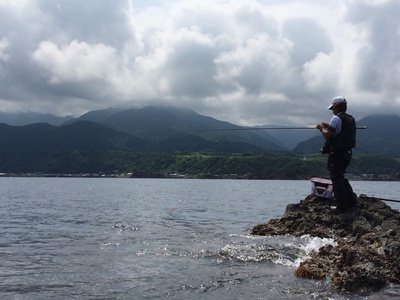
left=316, top=96, right=357, bottom=213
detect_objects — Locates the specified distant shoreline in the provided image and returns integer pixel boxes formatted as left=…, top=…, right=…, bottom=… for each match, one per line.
left=0, top=173, right=398, bottom=181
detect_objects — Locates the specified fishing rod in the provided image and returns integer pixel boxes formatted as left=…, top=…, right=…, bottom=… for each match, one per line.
left=373, top=197, right=400, bottom=204
left=192, top=126, right=367, bottom=133
left=359, top=194, right=400, bottom=204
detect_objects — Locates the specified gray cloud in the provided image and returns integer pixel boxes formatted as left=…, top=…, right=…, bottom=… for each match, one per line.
left=347, top=1, right=400, bottom=99
left=283, top=18, right=333, bottom=68
left=0, top=0, right=398, bottom=125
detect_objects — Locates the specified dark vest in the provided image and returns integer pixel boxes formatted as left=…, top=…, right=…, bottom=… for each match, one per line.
left=331, top=112, right=356, bottom=150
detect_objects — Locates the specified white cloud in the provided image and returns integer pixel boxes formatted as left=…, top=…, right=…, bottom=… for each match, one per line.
left=215, top=32, right=293, bottom=95
left=0, top=0, right=398, bottom=125
left=303, top=52, right=338, bottom=94
left=32, top=40, right=118, bottom=84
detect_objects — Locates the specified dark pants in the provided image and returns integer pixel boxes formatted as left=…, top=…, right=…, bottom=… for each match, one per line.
left=328, top=150, right=356, bottom=210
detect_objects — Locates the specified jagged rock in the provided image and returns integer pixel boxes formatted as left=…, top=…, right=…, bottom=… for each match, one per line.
left=251, top=194, right=400, bottom=295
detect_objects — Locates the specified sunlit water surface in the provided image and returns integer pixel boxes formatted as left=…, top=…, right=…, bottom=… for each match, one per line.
left=0, top=178, right=399, bottom=299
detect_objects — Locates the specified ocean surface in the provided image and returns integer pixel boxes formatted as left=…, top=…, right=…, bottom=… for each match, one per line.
left=0, top=178, right=399, bottom=300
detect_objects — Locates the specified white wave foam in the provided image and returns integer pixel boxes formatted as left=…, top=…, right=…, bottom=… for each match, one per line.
left=218, top=234, right=337, bottom=268
left=293, top=235, right=337, bottom=267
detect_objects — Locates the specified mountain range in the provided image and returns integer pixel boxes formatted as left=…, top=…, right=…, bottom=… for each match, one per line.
left=0, top=106, right=398, bottom=156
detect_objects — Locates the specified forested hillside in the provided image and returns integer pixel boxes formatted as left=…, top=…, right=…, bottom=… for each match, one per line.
left=1, top=151, right=399, bottom=181
left=0, top=107, right=399, bottom=179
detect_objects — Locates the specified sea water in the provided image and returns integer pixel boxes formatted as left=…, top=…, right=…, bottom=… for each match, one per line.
left=0, top=178, right=399, bottom=299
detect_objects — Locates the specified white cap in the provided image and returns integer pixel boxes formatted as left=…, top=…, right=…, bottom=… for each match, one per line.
left=328, top=96, right=346, bottom=110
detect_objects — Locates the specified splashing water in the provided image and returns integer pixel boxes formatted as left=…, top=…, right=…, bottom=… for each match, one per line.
left=217, top=234, right=337, bottom=267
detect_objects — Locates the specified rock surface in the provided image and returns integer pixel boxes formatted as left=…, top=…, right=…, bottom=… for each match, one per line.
left=251, top=194, right=400, bottom=295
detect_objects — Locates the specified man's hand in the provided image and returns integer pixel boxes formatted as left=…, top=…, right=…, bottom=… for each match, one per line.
left=316, top=122, right=329, bottom=131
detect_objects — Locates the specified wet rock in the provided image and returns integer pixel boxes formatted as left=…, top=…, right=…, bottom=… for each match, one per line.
left=251, top=194, right=400, bottom=295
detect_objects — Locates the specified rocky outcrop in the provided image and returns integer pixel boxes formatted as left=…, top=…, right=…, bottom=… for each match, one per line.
left=251, top=194, right=400, bottom=295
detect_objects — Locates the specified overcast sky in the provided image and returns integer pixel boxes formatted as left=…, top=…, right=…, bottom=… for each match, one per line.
left=0, top=0, right=399, bottom=126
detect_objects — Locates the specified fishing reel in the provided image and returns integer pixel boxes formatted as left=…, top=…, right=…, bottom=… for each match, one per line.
left=320, top=140, right=331, bottom=154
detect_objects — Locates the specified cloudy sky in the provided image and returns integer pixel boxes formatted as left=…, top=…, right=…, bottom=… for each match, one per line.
left=0, top=0, right=399, bottom=126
